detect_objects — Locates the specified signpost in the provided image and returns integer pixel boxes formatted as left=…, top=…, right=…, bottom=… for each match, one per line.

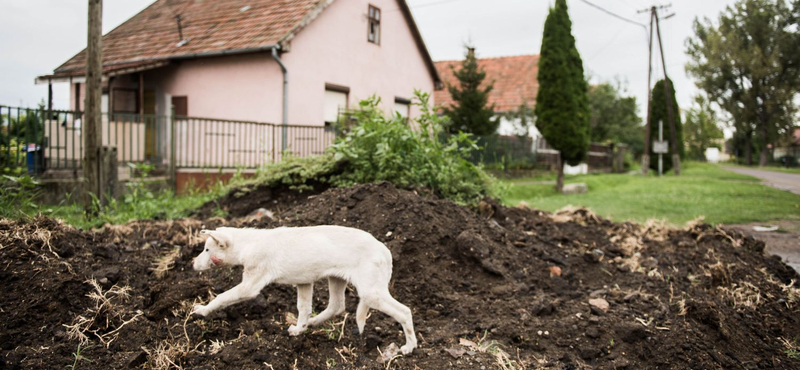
left=652, top=120, right=668, bottom=176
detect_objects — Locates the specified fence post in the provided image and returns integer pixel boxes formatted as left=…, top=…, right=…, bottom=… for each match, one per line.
left=170, top=107, right=176, bottom=192
left=99, top=146, right=117, bottom=202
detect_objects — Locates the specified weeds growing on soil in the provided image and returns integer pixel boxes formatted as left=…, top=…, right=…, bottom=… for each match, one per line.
left=227, top=92, right=502, bottom=206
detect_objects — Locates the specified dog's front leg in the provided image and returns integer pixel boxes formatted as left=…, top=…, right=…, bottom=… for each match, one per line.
left=288, top=283, right=313, bottom=336
left=193, top=274, right=268, bottom=317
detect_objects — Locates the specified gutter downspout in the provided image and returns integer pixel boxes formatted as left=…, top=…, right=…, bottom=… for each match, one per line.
left=271, top=46, right=288, bottom=153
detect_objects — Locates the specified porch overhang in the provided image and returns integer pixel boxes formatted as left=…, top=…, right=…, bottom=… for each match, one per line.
left=35, top=60, right=170, bottom=84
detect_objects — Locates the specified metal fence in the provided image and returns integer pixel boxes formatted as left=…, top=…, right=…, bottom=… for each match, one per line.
left=172, top=116, right=335, bottom=169
left=1, top=105, right=337, bottom=175
left=466, top=135, right=538, bottom=169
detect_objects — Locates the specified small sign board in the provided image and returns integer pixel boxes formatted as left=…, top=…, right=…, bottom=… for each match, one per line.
left=653, top=141, right=669, bottom=154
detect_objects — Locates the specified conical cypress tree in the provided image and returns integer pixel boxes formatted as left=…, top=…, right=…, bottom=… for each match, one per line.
left=443, top=46, right=498, bottom=136
left=535, top=0, right=590, bottom=191
left=648, top=78, right=684, bottom=172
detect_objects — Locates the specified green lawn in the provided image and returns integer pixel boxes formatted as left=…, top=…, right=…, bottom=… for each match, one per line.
left=502, top=162, right=800, bottom=226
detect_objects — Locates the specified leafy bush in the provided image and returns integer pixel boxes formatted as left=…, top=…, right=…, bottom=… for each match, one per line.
left=0, top=175, right=40, bottom=218
left=229, top=91, right=502, bottom=206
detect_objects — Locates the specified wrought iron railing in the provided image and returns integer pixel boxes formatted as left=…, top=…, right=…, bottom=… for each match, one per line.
left=1, top=105, right=337, bottom=174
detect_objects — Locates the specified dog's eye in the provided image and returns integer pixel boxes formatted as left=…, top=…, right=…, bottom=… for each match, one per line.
left=205, top=248, right=209, bottom=252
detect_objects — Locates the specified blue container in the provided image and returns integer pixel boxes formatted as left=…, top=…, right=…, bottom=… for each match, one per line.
left=25, top=144, right=40, bottom=174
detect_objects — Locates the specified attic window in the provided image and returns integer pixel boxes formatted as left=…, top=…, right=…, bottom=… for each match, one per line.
left=368, top=5, right=380, bottom=45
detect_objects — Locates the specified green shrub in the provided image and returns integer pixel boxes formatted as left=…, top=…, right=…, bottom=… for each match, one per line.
left=0, top=174, right=40, bottom=218
left=229, top=91, right=502, bottom=206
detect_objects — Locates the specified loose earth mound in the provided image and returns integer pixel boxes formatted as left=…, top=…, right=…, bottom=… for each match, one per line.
left=1, top=182, right=799, bottom=369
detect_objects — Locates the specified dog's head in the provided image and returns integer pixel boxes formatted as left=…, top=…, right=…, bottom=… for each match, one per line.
left=193, top=229, right=234, bottom=271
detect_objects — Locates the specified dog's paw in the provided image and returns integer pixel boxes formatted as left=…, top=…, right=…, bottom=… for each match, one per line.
left=287, top=324, right=307, bottom=336
left=192, top=304, right=210, bottom=317
left=400, top=344, right=416, bottom=355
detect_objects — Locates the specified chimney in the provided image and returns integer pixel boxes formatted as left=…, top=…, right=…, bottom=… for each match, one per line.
left=467, top=47, right=475, bottom=59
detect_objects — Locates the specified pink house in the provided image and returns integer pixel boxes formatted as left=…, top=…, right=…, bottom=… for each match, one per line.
left=37, top=0, right=441, bottom=185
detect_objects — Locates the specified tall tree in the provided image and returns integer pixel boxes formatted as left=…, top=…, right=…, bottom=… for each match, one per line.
left=535, top=0, right=590, bottom=192
left=684, top=95, right=724, bottom=161
left=443, top=46, right=498, bottom=136
left=686, top=0, right=800, bottom=166
left=588, top=82, right=644, bottom=156
left=648, top=79, right=684, bottom=172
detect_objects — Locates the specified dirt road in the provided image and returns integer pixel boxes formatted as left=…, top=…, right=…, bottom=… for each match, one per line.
left=727, top=220, right=800, bottom=273
left=723, top=166, right=800, bottom=195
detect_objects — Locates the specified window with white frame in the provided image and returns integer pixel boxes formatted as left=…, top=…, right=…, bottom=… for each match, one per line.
left=368, top=5, right=380, bottom=45
left=324, top=84, right=349, bottom=126
left=394, top=98, right=410, bottom=120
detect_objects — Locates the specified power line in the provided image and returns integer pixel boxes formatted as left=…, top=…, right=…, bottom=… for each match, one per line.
left=577, top=0, right=648, bottom=31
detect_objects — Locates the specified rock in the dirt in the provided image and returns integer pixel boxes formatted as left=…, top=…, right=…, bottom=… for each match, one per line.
left=588, top=298, right=610, bottom=312
left=445, top=347, right=466, bottom=359
left=377, top=343, right=402, bottom=363
left=561, top=183, right=588, bottom=195
left=548, top=265, right=562, bottom=277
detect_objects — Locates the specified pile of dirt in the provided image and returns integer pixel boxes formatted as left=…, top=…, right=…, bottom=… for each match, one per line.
left=2, top=182, right=799, bottom=369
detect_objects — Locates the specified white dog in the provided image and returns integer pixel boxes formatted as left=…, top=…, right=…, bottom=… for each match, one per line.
left=191, top=226, right=417, bottom=354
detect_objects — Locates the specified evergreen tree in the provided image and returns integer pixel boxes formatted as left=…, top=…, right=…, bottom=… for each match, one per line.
left=443, top=46, right=498, bottom=136
left=534, top=0, right=590, bottom=191
left=648, top=78, right=684, bottom=172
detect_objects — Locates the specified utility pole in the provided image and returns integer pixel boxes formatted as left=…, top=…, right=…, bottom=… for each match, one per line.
left=640, top=9, right=654, bottom=176
left=639, top=4, right=679, bottom=176
left=654, top=8, right=680, bottom=175
left=84, top=0, right=103, bottom=212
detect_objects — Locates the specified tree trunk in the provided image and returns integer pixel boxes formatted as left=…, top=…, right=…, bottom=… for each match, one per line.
left=744, top=131, right=753, bottom=165
left=555, top=153, right=564, bottom=193
left=758, top=119, right=770, bottom=167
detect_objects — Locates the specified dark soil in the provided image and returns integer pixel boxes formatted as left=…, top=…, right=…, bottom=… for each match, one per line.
left=2, top=182, right=799, bottom=369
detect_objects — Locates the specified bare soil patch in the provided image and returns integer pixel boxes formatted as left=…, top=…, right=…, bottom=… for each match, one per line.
left=2, top=182, right=799, bottom=369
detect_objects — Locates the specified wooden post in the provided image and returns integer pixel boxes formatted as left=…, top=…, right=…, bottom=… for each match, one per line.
left=641, top=9, right=655, bottom=176
left=84, top=0, right=103, bottom=212
left=654, top=10, right=680, bottom=175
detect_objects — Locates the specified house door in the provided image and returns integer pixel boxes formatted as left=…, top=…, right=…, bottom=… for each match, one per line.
left=171, top=96, right=188, bottom=116
left=144, top=90, right=157, bottom=158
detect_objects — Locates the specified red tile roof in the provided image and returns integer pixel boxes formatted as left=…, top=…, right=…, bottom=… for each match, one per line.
left=46, top=0, right=440, bottom=86
left=52, top=0, right=334, bottom=74
left=435, top=54, right=539, bottom=113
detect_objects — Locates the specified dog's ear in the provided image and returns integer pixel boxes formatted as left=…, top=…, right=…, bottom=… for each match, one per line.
left=200, top=229, right=232, bottom=249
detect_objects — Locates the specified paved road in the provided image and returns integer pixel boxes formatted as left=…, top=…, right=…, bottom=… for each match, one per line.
left=722, top=166, right=800, bottom=195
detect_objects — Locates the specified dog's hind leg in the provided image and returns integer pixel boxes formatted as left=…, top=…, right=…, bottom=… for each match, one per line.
left=308, top=277, right=347, bottom=327
left=368, top=290, right=417, bottom=354
left=356, top=298, right=369, bottom=335
left=288, top=283, right=313, bottom=336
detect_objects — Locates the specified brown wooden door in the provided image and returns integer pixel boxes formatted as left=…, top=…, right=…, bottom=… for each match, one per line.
left=144, top=90, right=157, bottom=157
left=171, top=96, right=188, bottom=116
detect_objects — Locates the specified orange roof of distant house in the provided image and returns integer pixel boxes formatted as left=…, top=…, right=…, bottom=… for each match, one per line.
left=435, top=54, right=539, bottom=113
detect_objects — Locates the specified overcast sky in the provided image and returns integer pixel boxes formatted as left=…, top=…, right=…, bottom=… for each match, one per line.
left=1, top=0, right=737, bottom=124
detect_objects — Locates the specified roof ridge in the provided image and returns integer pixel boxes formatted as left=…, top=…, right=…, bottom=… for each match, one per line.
left=434, top=53, right=540, bottom=64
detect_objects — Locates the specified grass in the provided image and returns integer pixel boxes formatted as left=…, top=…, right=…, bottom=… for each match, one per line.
left=502, top=162, right=800, bottom=226
left=40, top=188, right=221, bottom=230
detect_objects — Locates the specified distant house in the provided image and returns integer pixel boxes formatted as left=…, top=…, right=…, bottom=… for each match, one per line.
left=434, top=54, right=540, bottom=139
left=36, top=0, right=441, bottom=179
